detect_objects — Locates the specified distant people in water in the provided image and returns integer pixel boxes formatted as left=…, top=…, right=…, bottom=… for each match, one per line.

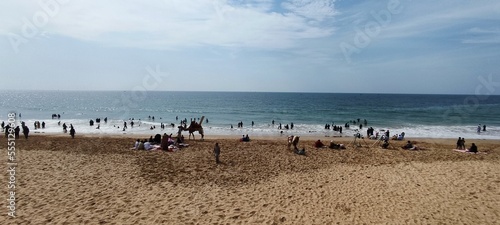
left=483, top=125, right=486, bottom=132
left=477, top=124, right=481, bottom=133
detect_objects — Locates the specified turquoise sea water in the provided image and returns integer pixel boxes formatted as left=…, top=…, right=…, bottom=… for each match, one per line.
left=1, top=91, right=499, bottom=139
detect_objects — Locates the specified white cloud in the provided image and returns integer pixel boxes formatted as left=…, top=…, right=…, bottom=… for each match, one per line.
left=0, top=0, right=337, bottom=50
left=282, top=0, right=337, bottom=21
left=462, top=27, right=500, bottom=44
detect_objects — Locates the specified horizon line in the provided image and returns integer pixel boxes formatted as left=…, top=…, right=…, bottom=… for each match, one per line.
left=1, top=89, right=498, bottom=96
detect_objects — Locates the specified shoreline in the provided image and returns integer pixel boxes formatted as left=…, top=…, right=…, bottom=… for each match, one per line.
left=24, top=131, right=500, bottom=142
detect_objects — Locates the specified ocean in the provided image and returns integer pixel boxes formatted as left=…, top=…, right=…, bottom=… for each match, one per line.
left=1, top=91, right=499, bottom=139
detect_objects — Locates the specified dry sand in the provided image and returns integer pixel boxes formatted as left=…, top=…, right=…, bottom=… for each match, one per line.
left=1, top=134, right=499, bottom=224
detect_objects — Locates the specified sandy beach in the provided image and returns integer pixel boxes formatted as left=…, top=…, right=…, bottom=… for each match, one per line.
left=1, top=134, right=499, bottom=224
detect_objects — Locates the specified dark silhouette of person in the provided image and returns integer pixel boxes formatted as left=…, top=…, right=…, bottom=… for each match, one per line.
left=402, top=141, right=413, bottom=149
left=4, top=124, right=10, bottom=138
left=14, top=126, right=20, bottom=139
left=382, top=140, right=389, bottom=149
left=154, top=134, right=161, bottom=144
left=214, top=143, right=221, bottom=164
left=483, top=125, right=486, bottom=131
left=456, top=137, right=462, bottom=149
left=70, top=126, right=75, bottom=138
left=23, top=125, right=29, bottom=139
left=468, top=143, right=478, bottom=153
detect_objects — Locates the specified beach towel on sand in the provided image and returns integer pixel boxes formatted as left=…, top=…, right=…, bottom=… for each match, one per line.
left=452, top=149, right=486, bottom=154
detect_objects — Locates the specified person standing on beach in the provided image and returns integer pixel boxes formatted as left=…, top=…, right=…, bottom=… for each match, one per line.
left=214, top=143, right=221, bottom=164
left=22, top=125, right=29, bottom=139
left=14, top=126, right=20, bottom=139
left=70, top=126, right=75, bottom=138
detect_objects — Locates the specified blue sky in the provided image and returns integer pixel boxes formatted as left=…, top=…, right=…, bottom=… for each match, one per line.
left=0, top=0, right=499, bottom=94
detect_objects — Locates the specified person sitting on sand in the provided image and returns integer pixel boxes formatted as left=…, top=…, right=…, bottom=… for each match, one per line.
left=161, top=134, right=169, bottom=150
left=329, top=141, right=345, bottom=149
left=314, top=140, right=325, bottom=148
left=137, top=140, right=145, bottom=150
left=154, top=134, right=162, bottom=144
left=144, top=140, right=152, bottom=151
left=241, top=134, right=250, bottom=142
left=381, top=140, right=390, bottom=149
left=467, top=143, right=478, bottom=153
left=176, top=135, right=183, bottom=144
left=288, top=135, right=300, bottom=150
left=402, top=141, right=413, bottom=150
left=132, top=139, right=140, bottom=150
left=294, top=147, right=306, bottom=155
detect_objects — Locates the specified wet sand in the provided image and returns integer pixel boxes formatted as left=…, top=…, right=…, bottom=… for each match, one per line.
left=1, top=134, right=499, bottom=224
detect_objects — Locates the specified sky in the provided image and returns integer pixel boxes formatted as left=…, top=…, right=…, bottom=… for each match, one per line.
left=0, top=0, right=499, bottom=94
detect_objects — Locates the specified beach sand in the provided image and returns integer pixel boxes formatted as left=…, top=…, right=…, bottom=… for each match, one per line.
left=1, top=134, right=499, bottom=224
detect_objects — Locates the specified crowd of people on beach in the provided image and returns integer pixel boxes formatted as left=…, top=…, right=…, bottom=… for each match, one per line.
left=0, top=113, right=488, bottom=157
left=132, top=133, right=187, bottom=151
